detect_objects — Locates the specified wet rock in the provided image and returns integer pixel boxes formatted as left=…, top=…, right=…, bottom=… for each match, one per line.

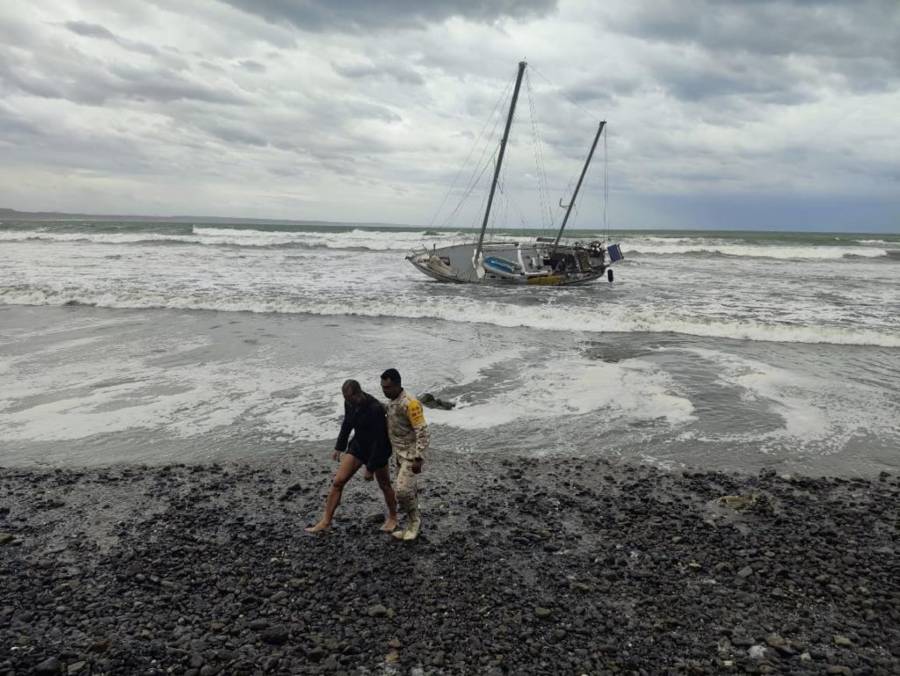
left=765, top=634, right=795, bottom=656
left=747, top=645, right=768, bottom=660
left=420, top=393, right=455, bottom=410
left=719, top=494, right=757, bottom=510
left=1, top=455, right=898, bottom=673
left=260, top=625, right=289, bottom=645
left=34, top=657, right=61, bottom=674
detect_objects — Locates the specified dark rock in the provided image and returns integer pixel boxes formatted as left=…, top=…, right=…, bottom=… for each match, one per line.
left=260, top=625, right=289, bottom=645
left=34, top=657, right=61, bottom=674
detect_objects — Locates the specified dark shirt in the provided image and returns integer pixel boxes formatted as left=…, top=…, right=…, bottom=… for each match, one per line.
left=335, top=392, right=392, bottom=470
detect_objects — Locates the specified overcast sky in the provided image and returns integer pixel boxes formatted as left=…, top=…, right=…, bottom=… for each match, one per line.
left=1, top=1, right=898, bottom=231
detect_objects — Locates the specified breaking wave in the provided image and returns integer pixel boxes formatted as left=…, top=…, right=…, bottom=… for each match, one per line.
left=3, top=286, right=899, bottom=348
left=0, top=226, right=476, bottom=252
left=621, top=240, right=890, bottom=260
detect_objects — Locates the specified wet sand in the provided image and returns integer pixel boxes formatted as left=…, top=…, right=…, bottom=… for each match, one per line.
left=1, top=451, right=898, bottom=674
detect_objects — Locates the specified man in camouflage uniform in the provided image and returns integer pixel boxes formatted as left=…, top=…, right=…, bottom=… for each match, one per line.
left=380, top=368, right=430, bottom=541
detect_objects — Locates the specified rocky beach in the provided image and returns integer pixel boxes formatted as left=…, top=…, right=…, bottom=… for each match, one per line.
left=1, top=452, right=898, bottom=675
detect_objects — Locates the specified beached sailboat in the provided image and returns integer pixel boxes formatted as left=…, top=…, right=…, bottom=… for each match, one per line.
left=407, top=61, right=623, bottom=286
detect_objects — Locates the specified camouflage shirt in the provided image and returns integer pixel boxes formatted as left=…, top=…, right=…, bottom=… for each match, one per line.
left=385, top=389, right=430, bottom=460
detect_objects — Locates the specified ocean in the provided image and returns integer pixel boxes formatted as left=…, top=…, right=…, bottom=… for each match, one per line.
left=1, top=220, right=898, bottom=475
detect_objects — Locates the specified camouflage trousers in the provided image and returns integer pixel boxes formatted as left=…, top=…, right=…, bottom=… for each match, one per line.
left=394, top=456, right=420, bottom=517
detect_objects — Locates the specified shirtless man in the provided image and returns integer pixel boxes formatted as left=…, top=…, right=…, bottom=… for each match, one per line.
left=305, top=379, right=398, bottom=533
left=380, top=368, right=430, bottom=541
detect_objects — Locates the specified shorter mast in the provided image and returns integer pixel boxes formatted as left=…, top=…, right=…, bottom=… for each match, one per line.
left=552, top=120, right=606, bottom=253
left=474, top=61, right=527, bottom=265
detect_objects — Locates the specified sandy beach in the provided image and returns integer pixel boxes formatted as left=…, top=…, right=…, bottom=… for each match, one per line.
left=2, top=451, right=898, bottom=675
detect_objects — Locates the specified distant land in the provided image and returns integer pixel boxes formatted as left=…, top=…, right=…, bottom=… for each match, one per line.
left=2, top=207, right=897, bottom=235
left=0, top=207, right=411, bottom=230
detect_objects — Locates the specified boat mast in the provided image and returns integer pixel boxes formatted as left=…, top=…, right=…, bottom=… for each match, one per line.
left=551, top=120, right=606, bottom=253
left=474, top=61, right=527, bottom=263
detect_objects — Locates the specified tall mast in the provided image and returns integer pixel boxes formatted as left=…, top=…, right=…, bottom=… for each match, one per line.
left=552, top=120, right=606, bottom=253
left=474, top=61, right=527, bottom=264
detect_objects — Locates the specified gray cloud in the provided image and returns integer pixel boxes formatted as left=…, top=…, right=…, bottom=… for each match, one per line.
left=64, top=20, right=116, bottom=39
left=607, top=0, right=900, bottom=98
left=0, top=41, right=247, bottom=106
left=0, top=0, right=896, bottom=229
left=649, top=56, right=818, bottom=104
left=107, top=64, right=248, bottom=105
left=0, top=105, right=42, bottom=138
left=216, top=0, right=558, bottom=32
left=205, top=123, right=269, bottom=147
left=63, top=19, right=159, bottom=55
left=333, top=61, right=425, bottom=86
left=238, top=59, right=266, bottom=73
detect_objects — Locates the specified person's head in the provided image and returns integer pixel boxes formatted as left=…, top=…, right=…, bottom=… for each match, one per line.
left=342, top=379, right=365, bottom=405
left=380, top=368, right=402, bottom=400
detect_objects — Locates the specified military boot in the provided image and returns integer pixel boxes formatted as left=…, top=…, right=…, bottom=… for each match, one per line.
left=392, top=510, right=421, bottom=541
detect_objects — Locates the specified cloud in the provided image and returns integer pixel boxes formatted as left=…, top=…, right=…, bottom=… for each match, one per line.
left=238, top=59, right=266, bottom=73
left=0, top=0, right=897, bottom=229
left=64, top=20, right=116, bottom=40
left=216, top=0, right=559, bottom=32
left=606, top=0, right=900, bottom=97
left=63, top=19, right=160, bottom=55
left=205, top=123, right=269, bottom=147
left=0, top=40, right=247, bottom=106
left=333, top=60, right=425, bottom=86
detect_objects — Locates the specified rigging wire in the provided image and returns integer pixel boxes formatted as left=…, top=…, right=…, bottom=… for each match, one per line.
left=528, top=65, right=602, bottom=121
left=432, top=78, right=514, bottom=231
left=525, top=70, right=554, bottom=235
left=441, top=144, right=499, bottom=231
left=530, top=64, right=612, bottom=241
left=604, top=124, right=609, bottom=240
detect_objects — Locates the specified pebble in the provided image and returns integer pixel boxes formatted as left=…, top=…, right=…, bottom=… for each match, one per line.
left=260, top=625, right=289, bottom=646
left=1, top=458, right=897, bottom=673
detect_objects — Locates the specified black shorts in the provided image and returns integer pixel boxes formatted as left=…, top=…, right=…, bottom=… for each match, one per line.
left=347, top=438, right=391, bottom=472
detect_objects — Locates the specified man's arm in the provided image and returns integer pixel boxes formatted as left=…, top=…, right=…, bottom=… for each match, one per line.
left=334, top=401, right=353, bottom=453
left=406, top=398, right=430, bottom=463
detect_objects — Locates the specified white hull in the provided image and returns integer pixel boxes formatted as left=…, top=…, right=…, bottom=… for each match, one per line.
left=407, top=240, right=614, bottom=286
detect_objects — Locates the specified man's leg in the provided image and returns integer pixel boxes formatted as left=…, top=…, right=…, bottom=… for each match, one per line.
left=392, top=458, right=421, bottom=541
left=373, top=465, right=398, bottom=532
left=305, top=453, right=362, bottom=533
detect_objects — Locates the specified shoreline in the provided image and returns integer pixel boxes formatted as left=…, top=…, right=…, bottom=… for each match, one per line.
left=1, top=451, right=898, bottom=674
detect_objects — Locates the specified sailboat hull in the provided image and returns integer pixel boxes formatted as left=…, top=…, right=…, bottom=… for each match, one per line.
left=407, top=241, right=615, bottom=286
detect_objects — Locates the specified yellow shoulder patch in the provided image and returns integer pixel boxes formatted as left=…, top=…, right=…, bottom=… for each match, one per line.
left=407, top=398, right=425, bottom=427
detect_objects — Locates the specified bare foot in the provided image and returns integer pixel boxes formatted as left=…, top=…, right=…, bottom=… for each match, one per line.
left=305, top=520, right=331, bottom=533
left=380, top=517, right=398, bottom=532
